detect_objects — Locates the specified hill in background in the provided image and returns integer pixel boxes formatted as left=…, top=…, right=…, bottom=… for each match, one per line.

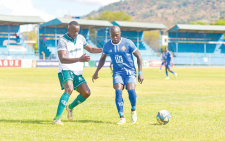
left=86, top=0, right=225, bottom=28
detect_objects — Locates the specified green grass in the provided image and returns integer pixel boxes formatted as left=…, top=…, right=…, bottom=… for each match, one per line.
left=0, top=67, right=225, bottom=140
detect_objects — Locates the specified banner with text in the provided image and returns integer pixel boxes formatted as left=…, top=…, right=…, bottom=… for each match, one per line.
left=36, top=60, right=59, bottom=67
left=21, top=59, right=33, bottom=68
left=0, top=59, right=21, bottom=68
left=149, top=60, right=163, bottom=67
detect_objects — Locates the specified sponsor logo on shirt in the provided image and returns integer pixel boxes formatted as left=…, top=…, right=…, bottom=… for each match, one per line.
left=122, top=46, right=126, bottom=51
left=70, top=48, right=81, bottom=53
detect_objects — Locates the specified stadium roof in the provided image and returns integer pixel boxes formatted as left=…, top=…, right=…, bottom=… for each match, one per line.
left=40, top=18, right=113, bottom=28
left=0, top=15, right=44, bottom=25
left=111, top=21, right=167, bottom=31
left=168, top=24, right=225, bottom=33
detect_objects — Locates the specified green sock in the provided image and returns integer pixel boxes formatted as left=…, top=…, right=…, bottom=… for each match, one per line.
left=54, top=92, right=70, bottom=120
left=54, top=115, right=61, bottom=120
left=69, top=94, right=86, bottom=110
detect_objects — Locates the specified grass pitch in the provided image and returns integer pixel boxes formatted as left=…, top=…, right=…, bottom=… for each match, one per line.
left=0, top=67, right=225, bottom=140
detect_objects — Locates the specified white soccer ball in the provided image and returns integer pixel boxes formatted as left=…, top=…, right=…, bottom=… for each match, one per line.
left=156, top=110, right=171, bottom=125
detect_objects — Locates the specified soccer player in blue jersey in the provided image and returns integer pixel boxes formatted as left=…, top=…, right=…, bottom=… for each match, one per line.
left=159, top=52, right=165, bottom=72
left=164, top=47, right=177, bottom=79
left=92, top=26, right=144, bottom=125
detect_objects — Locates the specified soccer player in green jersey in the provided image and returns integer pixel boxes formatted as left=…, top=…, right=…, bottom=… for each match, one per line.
left=53, top=21, right=102, bottom=125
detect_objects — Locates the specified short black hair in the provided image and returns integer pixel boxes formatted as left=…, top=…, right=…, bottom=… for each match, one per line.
left=68, top=21, right=79, bottom=26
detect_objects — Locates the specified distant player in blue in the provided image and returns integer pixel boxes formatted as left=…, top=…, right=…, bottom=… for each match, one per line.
left=159, top=52, right=165, bottom=72
left=92, top=26, right=144, bottom=125
left=164, top=47, right=177, bottom=79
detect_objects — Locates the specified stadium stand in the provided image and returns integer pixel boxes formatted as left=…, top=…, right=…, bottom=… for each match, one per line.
left=39, top=18, right=112, bottom=60
left=40, top=19, right=167, bottom=61
left=168, top=24, right=225, bottom=65
left=0, top=15, right=44, bottom=59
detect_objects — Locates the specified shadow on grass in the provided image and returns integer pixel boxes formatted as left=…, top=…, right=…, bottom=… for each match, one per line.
left=0, top=119, right=114, bottom=124
left=63, top=119, right=114, bottom=124
left=150, top=123, right=164, bottom=126
left=0, top=119, right=51, bottom=124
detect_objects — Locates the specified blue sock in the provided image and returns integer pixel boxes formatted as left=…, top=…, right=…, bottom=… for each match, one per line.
left=170, top=70, right=175, bottom=75
left=166, top=71, right=168, bottom=77
left=128, top=89, right=137, bottom=111
left=54, top=92, right=70, bottom=120
left=115, top=89, right=124, bottom=117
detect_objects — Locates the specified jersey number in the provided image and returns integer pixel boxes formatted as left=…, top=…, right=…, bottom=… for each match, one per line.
left=115, top=55, right=123, bottom=64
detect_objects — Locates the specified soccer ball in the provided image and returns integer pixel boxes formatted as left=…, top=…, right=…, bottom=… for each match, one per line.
left=156, top=110, right=171, bottom=125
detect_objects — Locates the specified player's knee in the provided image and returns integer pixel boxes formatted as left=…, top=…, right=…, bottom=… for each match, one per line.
left=82, top=89, right=91, bottom=98
left=65, top=87, right=73, bottom=95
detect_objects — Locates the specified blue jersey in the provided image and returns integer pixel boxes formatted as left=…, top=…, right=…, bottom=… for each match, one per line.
left=103, top=38, right=137, bottom=76
left=164, top=51, right=172, bottom=65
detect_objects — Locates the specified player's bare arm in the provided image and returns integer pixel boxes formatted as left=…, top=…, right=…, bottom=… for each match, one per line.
left=92, top=53, right=107, bottom=82
left=58, top=50, right=90, bottom=64
left=84, top=44, right=102, bottom=53
left=133, top=50, right=144, bottom=84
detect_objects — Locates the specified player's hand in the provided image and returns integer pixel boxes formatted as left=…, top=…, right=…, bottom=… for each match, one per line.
left=138, top=74, right=144, bottom=84
left=92, top=72, right=99, bottom=83
left=79, top=53, right=90, bottom=62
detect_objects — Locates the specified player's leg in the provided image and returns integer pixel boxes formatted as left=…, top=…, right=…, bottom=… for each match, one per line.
left=53, top=70, right=74, bottom=125
left=71, top=83, right=90, bottom=108
left=159, top=61, right=164, bottom=72
left=165, top=67, right=169, bottom=79
left=53, top=81, right=73, bottom=125
left=126, top=83, right=137, bottom=123
left=114, top=83, right=126, bottom=125
left=66, top=75, right=89, bottom=121
left=168, top=66, right=177, bottom=78
left=113, top=75, right=126, bottom=124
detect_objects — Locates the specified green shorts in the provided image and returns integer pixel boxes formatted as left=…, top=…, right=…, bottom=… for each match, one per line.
left=58, top=70, right=86, bottom=90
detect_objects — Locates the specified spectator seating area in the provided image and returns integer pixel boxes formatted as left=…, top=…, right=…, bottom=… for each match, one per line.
left=0, top=25, right=38, bottom=59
